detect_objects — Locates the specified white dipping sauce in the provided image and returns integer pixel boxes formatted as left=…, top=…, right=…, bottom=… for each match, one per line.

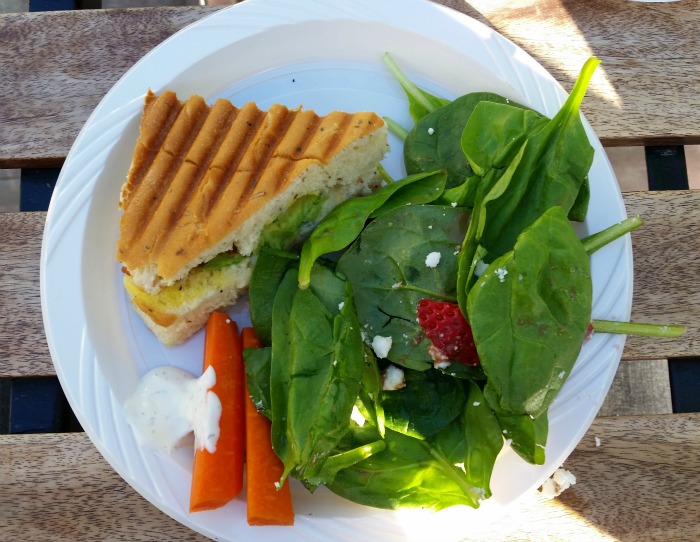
left=124, top=365, right=222, bottom=455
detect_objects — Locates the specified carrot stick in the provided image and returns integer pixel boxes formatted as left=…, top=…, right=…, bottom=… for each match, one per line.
left=189, top=311, right=245, bottom=512
left=242, top=327, right=295, bottom=526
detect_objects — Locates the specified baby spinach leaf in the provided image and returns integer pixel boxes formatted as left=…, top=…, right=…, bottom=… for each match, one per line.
left=437, top=175, right=479, bottom=209
left=307, top=259, right=347, bottom=316
left=406, top=92, right=531, bottom=190
left=250, top=248, right=343, bottom=345
left=243, top=346, right=272, bottom=419
left=456, top=142, right=527, bottom=316
left=435, top=360, right=486, bottom=381
left=381, top=368, right=465, bottom=439
left=459, top=382, right=504, bottom=498
left=467, top=206, right=592, bottom=418
left=568, top=176, right=590, bottom=223
left=337, top=204, right=469, bottom=371
left=248, top=247, right=299, bottom=345
left=461, top=102, right=547, bottom=177
left=201, top=251, right=246, bottom=270
left=429, top=383, right=503, bottom=500
left=497, top=411, right=548, bottom=465
left=327, top=424, right=484, bottom=510
left=298, top=171, right=448, bottom=289
left=357, top=345, right=386, bottom=436
left=259, top=193, right=325, bottom=250
left=370, top=171, right=447, bottom=218
left=270, top=270, right=366, bottom=484
left=459, top=57, right=598, bottom=279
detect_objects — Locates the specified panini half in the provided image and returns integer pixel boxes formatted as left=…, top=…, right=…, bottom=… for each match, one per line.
left=116, top=90, right=389, bottom=345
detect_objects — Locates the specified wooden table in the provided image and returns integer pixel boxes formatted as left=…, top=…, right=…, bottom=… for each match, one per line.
left=1, top=1, right=699, bottom=540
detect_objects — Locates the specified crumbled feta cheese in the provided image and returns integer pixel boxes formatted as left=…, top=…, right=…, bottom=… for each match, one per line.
left=392, top=281, right=403, bottom=289
left=558, top=371, right=566, bottom=379
left=595, top=436, right=602, bottom=447
left=428, top=127, right=435, bottom=135
left=540, top=468, right=577, bottom=498
left=474, top=260, right=489, bottom=277
left=338, top=301, right=344, bottom=311
left=381, top=364, right=406, bottom=391
left=371, top=335, right=393, bottom=359
left=451, top=202, right=458, bottom=207
left=428, top=225, right=433, bottom=229
left=425, top=251, right=441, bottom=268
left=473, top=401, right=480, bottom=407
left=495, top=267, right=508, bottom=282
left=434, top=360, right=451, bottom=370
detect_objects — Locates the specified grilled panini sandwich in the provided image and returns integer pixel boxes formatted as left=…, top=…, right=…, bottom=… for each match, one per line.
left=117, top=90, right=389, bottom=346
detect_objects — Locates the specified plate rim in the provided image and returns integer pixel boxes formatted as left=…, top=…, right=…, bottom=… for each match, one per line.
left=40, top=0, right=632, bottom=540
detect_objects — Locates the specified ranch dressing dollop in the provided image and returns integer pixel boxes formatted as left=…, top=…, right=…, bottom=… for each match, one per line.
left=124, top=365, right=222, bottom=454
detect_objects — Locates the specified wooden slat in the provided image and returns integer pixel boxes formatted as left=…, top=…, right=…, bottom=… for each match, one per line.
left=0, top=7, right=221, bottom=168
left=2, top=191, right=696, bottom=378
left=2, top=414, right=698, bottom=541
left=0, top=211, right=50, bottom=377
left=0, top=432, right=209, bottom=541
left=599, top=359, right=672, bottom=416
left=555, top=413, right=700, bottom=541
left=465, top=0, right=700, bottom=147
left=624, top=190, right=700, bottom=360
left=2, top=2, right=700, bottom=168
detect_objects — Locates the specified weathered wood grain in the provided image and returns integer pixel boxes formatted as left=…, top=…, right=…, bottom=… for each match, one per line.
left=624, top=190, right=700, bottom=360
left=2, top=2, right=700, bottom=168
left=0, top=432, right=209, bottom=541
left=599, top=359, right=672, bottom=416
left=0, top=211, right=50, bottom=377
left=467, top=0, right=700, bottom=147
left=2, top=414, right=698, bottom=541
left=555, top=413, right=700, bottom=542
left=0, top=6, right=222, bottom=168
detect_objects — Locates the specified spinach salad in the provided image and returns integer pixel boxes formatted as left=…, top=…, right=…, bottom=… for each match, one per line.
left=242, top=55, right=683, bottom=511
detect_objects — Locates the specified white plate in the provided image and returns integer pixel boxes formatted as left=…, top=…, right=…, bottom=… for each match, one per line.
left=41, top=0, right=632, bottom=540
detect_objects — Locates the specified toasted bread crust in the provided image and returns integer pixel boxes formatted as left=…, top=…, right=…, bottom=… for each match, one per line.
left=117, top=91, right=387, bottom=293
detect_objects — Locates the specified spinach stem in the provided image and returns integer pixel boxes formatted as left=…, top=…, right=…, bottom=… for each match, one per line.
left=581, top=215, right=643, bottom=254
left=592, top=319, right=685, bottom=338
left=384, top=117, right=408, bottom=142
left=401, top=284, right=458, bottom=303
left=376, top=162, right=396, bottom=184
left=319, top=440, right=386, bottom=476
left=555, top=56, right=600, bottom=123
left=383, top=52, right=437, bottom=115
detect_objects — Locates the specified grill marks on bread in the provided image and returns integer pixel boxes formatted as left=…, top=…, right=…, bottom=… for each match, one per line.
left=117, top=90, right=385, bottom=291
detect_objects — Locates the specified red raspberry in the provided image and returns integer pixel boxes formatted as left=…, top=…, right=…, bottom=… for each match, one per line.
left=416, top=299, right=480, bottom=366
